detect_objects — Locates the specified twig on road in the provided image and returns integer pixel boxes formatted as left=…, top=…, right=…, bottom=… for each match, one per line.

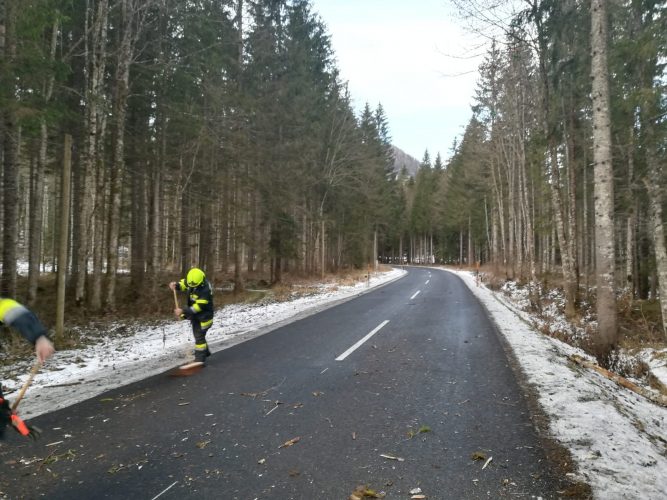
left=151, top=481, right=178, bottom=500
left=241, top=377, right=287, bottom=399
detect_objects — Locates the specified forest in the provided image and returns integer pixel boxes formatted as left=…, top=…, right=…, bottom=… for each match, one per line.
left=0, top=0, right=665, bottom=361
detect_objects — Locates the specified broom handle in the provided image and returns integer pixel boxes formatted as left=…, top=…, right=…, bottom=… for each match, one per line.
left=11, top=360, right=42, bottom=411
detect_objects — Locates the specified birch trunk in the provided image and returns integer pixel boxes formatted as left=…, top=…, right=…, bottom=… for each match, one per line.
left=565, top=109, right=579, bottom=297
left=490, top=154, right=506, bottom=270
left=591, top=0, right=618, bottom=356
left=28, top=18, right=58, bottom=306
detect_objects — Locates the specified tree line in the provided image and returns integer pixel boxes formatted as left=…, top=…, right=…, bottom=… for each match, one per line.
left=406, top=0, right=666, bottom=357
left=0, top=0, right=403, bottom=316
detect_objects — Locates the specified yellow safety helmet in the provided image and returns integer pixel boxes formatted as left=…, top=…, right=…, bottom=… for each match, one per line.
left=186, top=267, right=205, bottom=287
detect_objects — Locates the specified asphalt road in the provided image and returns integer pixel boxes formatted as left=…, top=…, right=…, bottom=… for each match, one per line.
left=0, top=268, right=570, bottom=499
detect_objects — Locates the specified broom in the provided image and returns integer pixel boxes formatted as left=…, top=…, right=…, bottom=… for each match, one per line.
left=171, top=286, right=204, bottom=374
left=8, top=359, right=43, bottom=439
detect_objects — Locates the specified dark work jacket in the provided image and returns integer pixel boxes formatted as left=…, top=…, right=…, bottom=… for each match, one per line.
left=177, top=279, right=214, bottom=328
left=0, top=298, right=48, bottom=344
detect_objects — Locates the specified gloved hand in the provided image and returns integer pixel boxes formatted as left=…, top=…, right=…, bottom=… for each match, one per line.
left=0, top=397, right=40, bottom=440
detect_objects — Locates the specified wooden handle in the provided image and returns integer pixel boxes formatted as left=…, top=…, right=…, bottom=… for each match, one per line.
left=11, top=360, right=42, bottom=411
left=172, top=287, right=179, bottom=309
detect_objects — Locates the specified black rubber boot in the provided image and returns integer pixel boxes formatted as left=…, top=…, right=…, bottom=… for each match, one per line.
left=194, top=349, right=207, bottom=364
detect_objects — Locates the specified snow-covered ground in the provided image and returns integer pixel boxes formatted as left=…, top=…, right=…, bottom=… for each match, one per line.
left=449, top=269, right=667, bottom=500
left=2, top=266, right=666, bottom=498
left=1, top=269, right=407, bottom=420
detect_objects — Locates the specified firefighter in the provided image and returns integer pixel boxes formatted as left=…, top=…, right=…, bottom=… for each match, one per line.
left=169, top=268, right=214, bottom=365
left=0, top=299, right=55, bottom=439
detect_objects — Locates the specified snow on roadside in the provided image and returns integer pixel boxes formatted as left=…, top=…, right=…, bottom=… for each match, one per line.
left=447, top=268, right=667, bottom=500
left=1, top=268, right=406, bottom=420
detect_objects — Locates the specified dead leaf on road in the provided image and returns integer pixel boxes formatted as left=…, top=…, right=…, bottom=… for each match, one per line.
left=408, top=425, right=431, bottom=438
left=349, top=485, right=386, bottom=499
left=278, top=436, right=301, bottom=449
left=471, top=451, right=487, bottom=461
left=240, top=391, right=264, bottom=398
left=196, top=440, right=210, bottom=449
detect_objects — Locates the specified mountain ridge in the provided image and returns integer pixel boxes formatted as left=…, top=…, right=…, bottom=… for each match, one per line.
left=392, top=145, right=420, bottom=178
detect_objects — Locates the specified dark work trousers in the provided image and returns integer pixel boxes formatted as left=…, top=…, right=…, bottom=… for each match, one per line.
left=192, top=321, right=210, bottom=351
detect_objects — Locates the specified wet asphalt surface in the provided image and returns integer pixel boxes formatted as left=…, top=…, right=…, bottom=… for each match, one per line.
left=0, top=268, right=571, bottom=499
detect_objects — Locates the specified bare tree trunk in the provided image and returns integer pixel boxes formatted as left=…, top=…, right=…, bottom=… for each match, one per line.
left=233, top=171, right=244, bottom=292
left=76, top=0, right=109, bottom=306
left=489, top=154, right=506, bottom=271
left=625, top=128, right=636, bottom=295
left=27, top=18, right=58, bottom=306
left=0, top=2, right=4, bottom=264
left=147, top=168, right=161, bottom=285
left=106, top=0, right=136, bottom=310
left=591, top=0, right=618, bottom=357
left=518, top=131, right=536, bottom=286
left=532, top=3, right=579, bottom=317
left=373, top=228, right=378, bottom=271
left=1, top=0, right=18, bottom=297
left=179, top=156, right=190, bottom=275
left=147, top=0, right=167, bottom=292
left=504, top=140, right=516, bottom=279
left=246, top=191, right=257, bottom=274
left=644, top=127, right=667, bottom=337
left=548, top=144, right=578, bottom=317
left=56, top=135, right=72, bottom=342
left=233, top=0, right=245, bottom=292
left=130, top=157, right=146, bottom=286
left=90, top=146, right=106, bottom=311
left=199, top=167, right=214, bottom=274
left=320, top=215, right=325, bottom=278
left=582, top=152, right=591, bottom=291
left=564, top=107, right=580, bottom=298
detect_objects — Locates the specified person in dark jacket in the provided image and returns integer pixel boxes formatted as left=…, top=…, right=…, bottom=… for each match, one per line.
left=169, top=268, right=214, bottom=364
left=0, top=298, right=55, bottom=439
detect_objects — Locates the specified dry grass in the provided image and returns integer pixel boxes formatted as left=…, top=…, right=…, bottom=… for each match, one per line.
left=476, top=264, right=666, bottom=388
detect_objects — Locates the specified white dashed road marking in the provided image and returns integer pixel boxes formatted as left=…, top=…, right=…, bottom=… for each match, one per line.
left=335, top=320, right=390, bottom=361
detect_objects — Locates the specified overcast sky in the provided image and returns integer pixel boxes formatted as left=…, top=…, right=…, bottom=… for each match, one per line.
left=311, top=0, right=486, bottom=162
